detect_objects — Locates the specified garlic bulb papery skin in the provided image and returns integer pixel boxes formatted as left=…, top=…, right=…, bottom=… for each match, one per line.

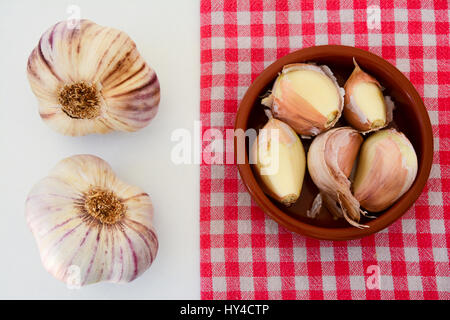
left=308, top=192, right=347, bottom=220
left=307, top=127, right=369, bottom=228
left=353, top=128, right=418, bottom=212
left=261, top=63, right=344, bottom=136
left=26, top=155, right=158, bottom=286
left=250, top=117, right=306, bottom=206
left=27, top=20, right=160, bottom=136
left=343, top=59, right=390, bottom=132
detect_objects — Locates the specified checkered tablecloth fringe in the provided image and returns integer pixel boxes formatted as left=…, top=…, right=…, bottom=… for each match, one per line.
left=200, top=0, right=449, bottom=300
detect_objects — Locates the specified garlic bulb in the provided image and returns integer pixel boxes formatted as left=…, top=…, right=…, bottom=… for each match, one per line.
left=262, top=63, right=344, bottom=136
left=250, top=116, right=306, bottom=206
left=353, top=128, right=418, bottom=212
left=26, top=155, right=158, bottom=286
left=27, top=20, right=160, bottom=136
left=343, top=59, right=391, bottom=132
left=307, top=127, right=370, bottom=228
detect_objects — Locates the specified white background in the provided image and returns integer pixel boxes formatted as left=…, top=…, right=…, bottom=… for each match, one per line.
left=0, top=0, right=200, bottom=299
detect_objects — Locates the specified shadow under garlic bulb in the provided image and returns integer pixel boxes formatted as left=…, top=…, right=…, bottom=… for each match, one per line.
left=27, top=20, right=160, bottom=136
left=25, top=155, right=158, bottom=286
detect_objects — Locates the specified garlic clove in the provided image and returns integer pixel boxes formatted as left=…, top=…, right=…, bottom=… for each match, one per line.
left=353, top=128, right=418, bottom=212
left=343, top=59, right=389, bottom=132
left=27, top=20, right=160, bottom=136
left=332, top=129, right=364, bottom=178
left=307, top=127, right=368, bottom=228
left=26, top=155, right=158, bottom=286
left=250, top=117, right=306, bottom=206
left=262, top=63, right=344, bottom=136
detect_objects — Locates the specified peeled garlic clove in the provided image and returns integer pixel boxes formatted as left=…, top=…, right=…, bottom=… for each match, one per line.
left=262, top=63, right=344, bottom=136
left=307, top=127, right=368, bottom=228
left=27, top=20, right=160, bottom=136
left=343, top=59, right=389, bottom=132
left=26, top=155, right=158, bottom=286
left=250, top=117, right=306, bottom=206
left=353, top=128, right=418, bottom=212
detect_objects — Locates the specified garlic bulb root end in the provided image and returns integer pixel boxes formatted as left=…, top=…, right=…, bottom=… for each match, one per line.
left=58, top=82, right=100, bottom=119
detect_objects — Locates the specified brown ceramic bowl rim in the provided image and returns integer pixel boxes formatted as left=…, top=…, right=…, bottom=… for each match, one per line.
left=235, top=45, right=433, bottom=241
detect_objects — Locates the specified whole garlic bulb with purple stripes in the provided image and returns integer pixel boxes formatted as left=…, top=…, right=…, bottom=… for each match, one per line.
left=27, top=20, right=160, bottom=136
left=26, top=155, right=158, bottom=286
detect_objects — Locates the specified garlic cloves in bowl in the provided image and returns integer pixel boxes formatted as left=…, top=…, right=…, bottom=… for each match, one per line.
left=27, top=20, right=160, bottom=136
left=26, top=155, right=158, bottom=286
left=307, top=127, right=369, bottom=228
left=262, top=63, right=344, bottom=136
left=343, top=59, right=391, bottom=132
left=353, top=128, right=418, bottom=212
left=251, top=115, right=306, bottom=206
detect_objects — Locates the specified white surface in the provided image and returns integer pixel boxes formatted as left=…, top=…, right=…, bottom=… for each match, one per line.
left=0, top=0, right=200, bottom=299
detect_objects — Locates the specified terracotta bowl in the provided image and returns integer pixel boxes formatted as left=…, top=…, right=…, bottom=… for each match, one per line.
left=235, top=45, right=433, bottom=240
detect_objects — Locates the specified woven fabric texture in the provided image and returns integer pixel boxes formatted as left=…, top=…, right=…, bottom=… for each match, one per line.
left=200, top=0, right=449, bottom=299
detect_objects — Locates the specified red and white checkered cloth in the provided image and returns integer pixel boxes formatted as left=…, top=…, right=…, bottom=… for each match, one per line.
left=200, top=0, right=449, bottom=299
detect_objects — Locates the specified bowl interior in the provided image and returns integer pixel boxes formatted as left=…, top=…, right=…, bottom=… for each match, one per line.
left=237, top=46, right=433, bottom=239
